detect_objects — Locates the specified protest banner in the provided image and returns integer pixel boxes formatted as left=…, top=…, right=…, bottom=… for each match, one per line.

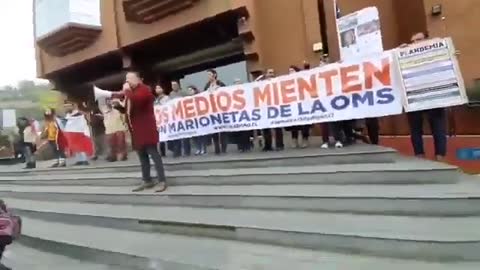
left=395, top=37, right=468, bottom=112
left=155, top=52, right=403, bottom=141
left=336, top=6, right=383, bottom=61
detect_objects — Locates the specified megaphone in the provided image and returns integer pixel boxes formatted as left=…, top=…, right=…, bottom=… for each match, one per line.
left=254, top=74, right=265, bottom=81
left=93, top=85, right=114, bottom=100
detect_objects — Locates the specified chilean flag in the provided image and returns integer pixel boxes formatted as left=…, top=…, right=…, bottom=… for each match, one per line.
left=61, top=113, right=94, bottom=157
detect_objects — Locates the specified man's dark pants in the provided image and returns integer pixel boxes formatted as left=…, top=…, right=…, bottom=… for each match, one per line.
left=136, top=145, right=167, bottom=183
left=407, top=108, right=447, bottom=156
left=172, top=139, right=191, bottom=157
left=365, top=118, right=380, bottom=145
left=263, top=128, right=284, bottom=150
left=213, top=133, right=228, bottom=154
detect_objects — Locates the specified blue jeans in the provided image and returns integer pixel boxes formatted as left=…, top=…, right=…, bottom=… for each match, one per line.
left=75, top=152, right=88, bottom=162
left=407, top=108, right=447, bottom=156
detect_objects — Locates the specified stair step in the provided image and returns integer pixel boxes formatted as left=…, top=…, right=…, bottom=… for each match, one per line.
left=0, top=160, right=460, bottom=186
left=18, top=216, right=480, bottom=269
left=2, top=181, right=479, bottom=216
left=3, top=243, right=135, bottom=270
left=10, top=199, right=480, bottom=261
left=0, top=144, right=396, bottom=176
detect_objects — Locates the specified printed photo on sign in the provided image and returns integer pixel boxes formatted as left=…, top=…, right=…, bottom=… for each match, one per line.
left=395, top=37, right=468, bottom=112
left=340, top=29, right=357, bottom=48
left=357, top=19, right=380, bottom=36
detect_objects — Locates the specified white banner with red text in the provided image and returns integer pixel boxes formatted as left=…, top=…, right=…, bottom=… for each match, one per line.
left=155, top=51, right=402, bottom=142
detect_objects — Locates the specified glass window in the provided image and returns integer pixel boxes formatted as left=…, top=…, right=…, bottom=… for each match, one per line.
left=181, top=61, right=248, bottom=89
left=35, top=0, right=101, bottom=39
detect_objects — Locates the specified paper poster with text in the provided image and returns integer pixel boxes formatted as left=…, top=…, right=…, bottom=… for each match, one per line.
left=155, top=52, right=403, bottom=141
left=337, top=6, right=383, bottom=61
left=1, top=109, right=17, bottom=129
left=395, top=37, right=468, bottom=112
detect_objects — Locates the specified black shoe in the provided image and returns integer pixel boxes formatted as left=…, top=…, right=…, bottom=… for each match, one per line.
left=106, top=156, right=117, bottom=162
left=81, top=161, right=90, bottom=166
left=24, top=162, right=36, bottom=169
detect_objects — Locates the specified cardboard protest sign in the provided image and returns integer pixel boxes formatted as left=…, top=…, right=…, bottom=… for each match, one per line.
left=395, top=37, right=468, bottom=112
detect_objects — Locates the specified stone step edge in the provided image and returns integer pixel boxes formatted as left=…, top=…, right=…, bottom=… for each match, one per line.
left=17, top=235, right=212, bottom=270
left=10, top=199, right=480, bottom=242
left=19, top=216, right=480, bottom=262
left=0, top=163, right=459, bottom=181
left=0, top=183, right=475, bottom=198
left=7, top=192, right=478, bottom=217
left=3, top=148, right=397, bottom=174
left=19, top=226, right=477, bottom=270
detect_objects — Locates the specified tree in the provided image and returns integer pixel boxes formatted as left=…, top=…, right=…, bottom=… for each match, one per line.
left=17, top=80, right=36, bottom=91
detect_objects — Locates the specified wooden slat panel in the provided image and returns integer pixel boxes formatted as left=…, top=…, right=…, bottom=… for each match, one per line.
left=122, top=0, right=198, bottom=23
left=142, top=1, right=194, bottom=23
left=36, top=25, right=101, bottom=57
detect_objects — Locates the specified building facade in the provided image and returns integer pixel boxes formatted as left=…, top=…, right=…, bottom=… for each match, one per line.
left=34, top=0, right=480, bottom=135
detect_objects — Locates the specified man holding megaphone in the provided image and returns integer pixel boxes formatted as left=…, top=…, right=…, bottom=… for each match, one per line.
left=101, top=71, right=167, bottom=193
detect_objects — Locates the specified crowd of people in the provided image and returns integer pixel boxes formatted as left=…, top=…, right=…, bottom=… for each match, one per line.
left=14, top=32, right=448, bottom=193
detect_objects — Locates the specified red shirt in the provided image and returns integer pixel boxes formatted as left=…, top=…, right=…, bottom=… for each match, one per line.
left=126, top=83, right=158, bottom=150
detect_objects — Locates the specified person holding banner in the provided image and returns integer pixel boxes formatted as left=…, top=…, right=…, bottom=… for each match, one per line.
left=169, top=80, right=192, bottom=157
left=286, top=65, right=311, bottom=148
left=317, top=55, right=345, bottom=149
left=187, top=85, right=210, bottom=156
left=406, top=32, right=447, bottom=161
left=261, top=68, right=284, bottom=152
left=154, top=85, right=169, bottom=157
left=233, top=79, right=253, bottom=153
left=204, top=69, right=229, bottom=155
left=121, top=71, right=167, bottom=193
left=365, top=118, right=379, bottom=145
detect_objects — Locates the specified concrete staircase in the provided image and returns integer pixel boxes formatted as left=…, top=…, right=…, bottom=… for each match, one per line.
left=0, top=144, right=479, bottom=269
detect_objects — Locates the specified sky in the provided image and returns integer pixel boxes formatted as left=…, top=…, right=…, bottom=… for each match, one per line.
left=0, top=1, right=37, bottom=87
